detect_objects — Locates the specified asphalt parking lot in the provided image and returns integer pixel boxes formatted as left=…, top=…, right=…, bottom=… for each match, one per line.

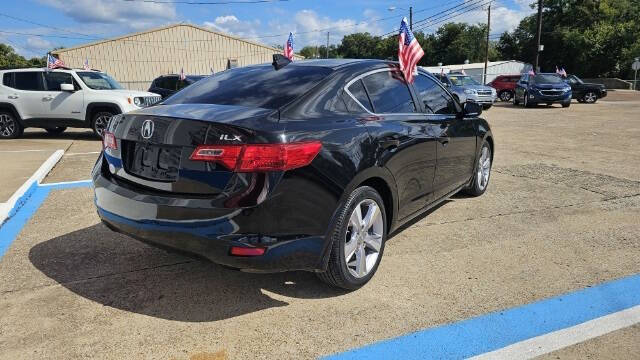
left=1, top=92, right=639, bottom=359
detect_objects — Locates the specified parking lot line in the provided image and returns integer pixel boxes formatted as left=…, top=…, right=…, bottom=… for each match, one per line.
left=0, top=181, right=92, bottom=260
left=64, top=151, right=101, bottom=156
left=0, top=150, right=51, bottom=153
left=325, top=273, right=640, bottom=360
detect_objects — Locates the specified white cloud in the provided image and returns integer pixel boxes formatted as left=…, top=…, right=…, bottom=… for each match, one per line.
left=203, top=15, right=262, bottom=40
left=38, top=0, right=176, bottom=31
left=26, top=37, right=53, bottom=52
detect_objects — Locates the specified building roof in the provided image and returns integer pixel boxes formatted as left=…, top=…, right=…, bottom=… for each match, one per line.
left=52, top=23, right=300, bottom=58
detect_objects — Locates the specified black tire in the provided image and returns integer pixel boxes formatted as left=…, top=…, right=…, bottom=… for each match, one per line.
left=482, top=104, right=492, bottom=110
left=499, top=90, right=512, bottom=102
left=45, top=127, right=67, bottom=135
left=562, top=102, right=571, bottom=108
left=513, top=92, right=520, bottom=106
left=577, top=98, right=585, bottom=103
left=464, top=140, right=492, bottom=197
left=524, top=92, right=533, bottom=107
left=582, top=91, right=598, bottom=104
left=92, top=111, right=114, bottom=138
left=0, top=111, right=24, bottom=139
left=316, top=186, right=387, bottom=290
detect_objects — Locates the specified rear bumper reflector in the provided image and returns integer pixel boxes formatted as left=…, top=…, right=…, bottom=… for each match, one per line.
left=230, top=246, right=266, bottom=256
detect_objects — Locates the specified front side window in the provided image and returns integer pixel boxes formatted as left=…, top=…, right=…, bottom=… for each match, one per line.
left=165, top=64, right=332, bottom=110
left=13, top=72, right=44, bottom=91
left=44, top=72, right=76, bottom=91
left=76, top=72, right=124, bottom=90
left=361, top=70, right=415, bottom=113
left=413, top=74, right=457, bottom=115
left=448, top=75, right=480, bottom=86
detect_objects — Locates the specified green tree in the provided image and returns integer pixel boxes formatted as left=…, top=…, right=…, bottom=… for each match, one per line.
left=0, top=43, right=46, bottom=69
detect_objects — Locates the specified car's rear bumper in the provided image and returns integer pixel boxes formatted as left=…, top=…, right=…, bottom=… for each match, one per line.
left=92, top=155, right=334, bottom=272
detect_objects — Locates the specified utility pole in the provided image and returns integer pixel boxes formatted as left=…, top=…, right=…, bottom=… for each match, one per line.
left=409, top=6, right=413, bottom=30
left=483, top=5, right=491, bottom=84
left=534, top=0, right=543, bottom=72
left=326, top=32, right=330, bottom=59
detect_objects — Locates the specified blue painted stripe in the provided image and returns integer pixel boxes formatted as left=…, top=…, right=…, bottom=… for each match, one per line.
left=0, top=181, right=92, bottom=260
left=325, top=273, right=640, bottom=360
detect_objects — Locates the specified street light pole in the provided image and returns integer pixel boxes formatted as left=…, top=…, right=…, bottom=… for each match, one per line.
left=409, top=6, right=413, bottom=30
left=534, top=0, right=543, bottom=72
left=483, top=5, right=491, bottom=84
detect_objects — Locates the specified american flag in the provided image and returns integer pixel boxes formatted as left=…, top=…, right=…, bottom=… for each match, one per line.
left=560, top=67, right=567, bottom=77
left=83, top=58, right=90, bottom=70
left=397, top=17, right=423, bottom=83
left=284, top=32, right=294, bottom=61
left=47, top=54, right=64, bottom=69
left=179, top=67, right=186, bottom=81
left=528, top=69, right=536, bottom=76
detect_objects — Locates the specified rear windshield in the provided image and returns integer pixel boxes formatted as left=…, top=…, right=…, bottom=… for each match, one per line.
left=532, top=74, right=563, bottom=84
left=164, top=64, right=333, bottom=109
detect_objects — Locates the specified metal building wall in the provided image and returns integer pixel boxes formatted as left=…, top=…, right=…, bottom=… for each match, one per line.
left=53, top=24, right=302, bottom=91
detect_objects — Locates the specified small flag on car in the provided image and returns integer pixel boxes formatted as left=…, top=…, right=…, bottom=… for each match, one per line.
left=179, top=67, right=186, bottom=81
left=397, top=17, right=424, bottom=83
left=47, top=54, right=64, bottom=69
left=560, top=68, right=567, bottom=77
left=83, top=57, right=90, bottom=70
left=284, top=32, right=294, bottom=61
left=528, top=69, right=535, bottom=76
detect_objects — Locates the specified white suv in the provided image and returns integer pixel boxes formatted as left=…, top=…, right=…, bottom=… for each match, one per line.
left=0, top=68, right=161, bottom=139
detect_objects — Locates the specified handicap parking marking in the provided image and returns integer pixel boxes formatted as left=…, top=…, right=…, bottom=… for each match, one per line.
left=0, top=180, right=92, bottom=261
left=325, top=273, right=640, bottom=360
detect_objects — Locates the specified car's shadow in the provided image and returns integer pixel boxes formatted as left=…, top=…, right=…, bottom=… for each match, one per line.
left=29, top=223, right=346, bottom=322
left=21, top=130, right=98, bottom=140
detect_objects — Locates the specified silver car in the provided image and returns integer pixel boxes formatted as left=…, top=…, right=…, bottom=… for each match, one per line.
left=436, top=72, right=497, bottom=109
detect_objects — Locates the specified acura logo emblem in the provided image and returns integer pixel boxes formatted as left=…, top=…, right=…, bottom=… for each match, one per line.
left=141, top=119, right=154, bottom=139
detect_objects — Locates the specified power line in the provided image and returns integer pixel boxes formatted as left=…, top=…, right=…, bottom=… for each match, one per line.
left=411, top=0, right=495, bottom=34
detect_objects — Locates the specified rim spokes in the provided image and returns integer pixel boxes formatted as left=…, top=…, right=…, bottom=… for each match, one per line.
left=355, top=246, right=367, bottom=277
left=362, top=203, right=379, bottom=231
left=364, top=233, right=382, bottom=252
left=344, top=198, right=384, bottom=279
left=344, top=235, right=358, bottom=262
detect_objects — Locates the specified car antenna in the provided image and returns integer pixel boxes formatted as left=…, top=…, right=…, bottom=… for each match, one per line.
left=272, top=54, right=291, bottom=70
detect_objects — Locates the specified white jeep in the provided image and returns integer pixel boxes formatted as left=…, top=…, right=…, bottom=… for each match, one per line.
left=0, top=68, right=161, bottom=138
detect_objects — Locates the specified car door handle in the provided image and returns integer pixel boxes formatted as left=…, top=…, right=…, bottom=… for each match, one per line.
left=438, top=137, right=450, bottom=146
left=42, top=96, right=54, bottom=101
left=8, top=95, right=19, bottom=99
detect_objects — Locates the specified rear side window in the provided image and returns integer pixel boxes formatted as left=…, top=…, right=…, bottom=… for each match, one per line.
left=13, top=72, right=43, bottom=91
left=345, top=79, right=373, bottom=113
left=2, top=73, right=12, bottom=87
left=413, top=74, right=457, bottom=115
left=361, top=70, right=415, bottom=113
left=164, top=76, right=178, bottom=90
left=165, top=65, right=333, bottom=109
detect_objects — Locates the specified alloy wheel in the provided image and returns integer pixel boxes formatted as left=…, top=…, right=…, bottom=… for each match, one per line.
left=93, top=113, right=112, bottom=137
left=0, top=113, right=16, bottom=137
left=344, top=199, right=383, bottom=279
left=476, top=145, right=491, bottom=191
left=584, top=92, right=597, bottom=103
left=500, top=91, right=512, bottom=102
left=524, top=92, right=528, bottom=107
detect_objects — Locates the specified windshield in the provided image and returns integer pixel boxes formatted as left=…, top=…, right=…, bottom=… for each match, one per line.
left=448, top=75, right=480, bottom=86
left=532, top=74, right=564, bottom=84
left=164, top=64, right=333, bottom=109
left=76, top=72, right=124, bottom=90
left=567, top=75, right=583, bottom=84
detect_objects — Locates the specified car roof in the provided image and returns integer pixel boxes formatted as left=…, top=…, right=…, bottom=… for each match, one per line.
left=286, top=58, right=396, bottom=70
left=0, top=68, right=102, bottom=73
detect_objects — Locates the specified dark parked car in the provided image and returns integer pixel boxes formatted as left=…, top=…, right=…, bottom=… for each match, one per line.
left=514, top=73, right=572, bottom=108
left=488, top=74, right=520, bottom=102
left=564, top=74, right=607, bottom=103
left=148, top=74, right=206, bottom=99
left=94, top=58, right=493, bottom=290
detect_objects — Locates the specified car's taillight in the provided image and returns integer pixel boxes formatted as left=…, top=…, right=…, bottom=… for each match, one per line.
left=103, top=131, right=117, bottom=150
left=190, top=141, right=322, bottom=172
left=230, top=246, right=265, bottom=256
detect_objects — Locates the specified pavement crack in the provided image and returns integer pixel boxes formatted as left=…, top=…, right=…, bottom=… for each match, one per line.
left=1, top=260, right=195, bottom=296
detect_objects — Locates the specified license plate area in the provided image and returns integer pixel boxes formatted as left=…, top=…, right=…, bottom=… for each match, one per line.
left=123, top=141, right=181, bottom=182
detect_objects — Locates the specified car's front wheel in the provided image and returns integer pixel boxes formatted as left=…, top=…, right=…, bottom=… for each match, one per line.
left=465, top=140, right=492, bottom=196
left=317, top=186, right=386, bottom=290
left=583, top=91, right=598, bottom=104
left=513, top=92, right=520, bottom=105
left=92, top=111, right=114, bottom=138
left=0, top=111, right=23, bottom=139
left=499, top=90, right=512, bottom=102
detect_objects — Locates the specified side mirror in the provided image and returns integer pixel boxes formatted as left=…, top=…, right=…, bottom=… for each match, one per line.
left=463, top=101, right=482, bottom=117
left=60, top=83, right=75, bottom=92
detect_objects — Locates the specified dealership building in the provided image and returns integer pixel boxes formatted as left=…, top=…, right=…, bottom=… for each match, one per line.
left=422, top=60, right=529, bottom=84
left=52, top=24, right=303, bottom=91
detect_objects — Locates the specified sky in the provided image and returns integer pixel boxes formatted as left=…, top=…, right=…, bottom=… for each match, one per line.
left=1, top=0, right=536, bottom=59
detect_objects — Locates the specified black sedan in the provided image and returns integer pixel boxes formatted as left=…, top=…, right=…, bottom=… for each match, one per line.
left=564, top=74, right=607, bottom=103
left=93, top=58, right=494, bottom=290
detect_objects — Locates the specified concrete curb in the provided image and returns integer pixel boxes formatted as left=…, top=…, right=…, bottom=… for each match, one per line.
left=0, top=149, right=64, bottom=226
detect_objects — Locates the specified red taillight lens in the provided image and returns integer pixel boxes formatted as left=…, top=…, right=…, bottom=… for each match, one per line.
left=103, top=131, right=117, bottom=150
left=190, top=141, right=322, bottom=172
left=230, top=246, right=265, bottom=256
